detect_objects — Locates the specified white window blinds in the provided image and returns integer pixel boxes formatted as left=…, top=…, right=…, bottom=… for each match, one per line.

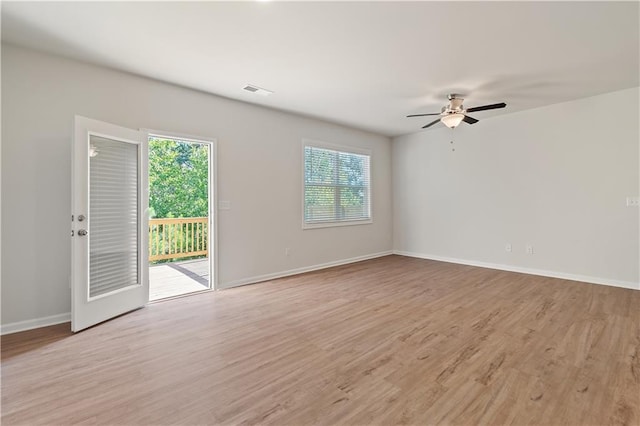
left=89, top=135, right=139, bottom=298
left=304, top=143, right=371, bottom=226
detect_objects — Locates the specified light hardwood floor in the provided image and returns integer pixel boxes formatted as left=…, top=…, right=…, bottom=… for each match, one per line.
left=2, top=255, right=639, bottom=425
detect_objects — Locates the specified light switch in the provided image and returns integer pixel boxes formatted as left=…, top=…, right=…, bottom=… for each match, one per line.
left=218, top=200, right=231, bottom=210
left=626, top=196, right=639, bottom=207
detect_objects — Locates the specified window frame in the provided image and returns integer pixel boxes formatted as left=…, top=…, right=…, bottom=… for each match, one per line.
left=301, top=138, right=373, bottom=230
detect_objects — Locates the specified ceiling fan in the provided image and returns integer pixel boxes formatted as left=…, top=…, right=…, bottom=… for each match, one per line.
left=407, top=94, right=506, bottom=129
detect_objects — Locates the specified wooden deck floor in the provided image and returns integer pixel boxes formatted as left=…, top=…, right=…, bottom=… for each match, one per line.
left=149, top=258, right=210, bottom=301
left=2, top=255, right=639, bottom=425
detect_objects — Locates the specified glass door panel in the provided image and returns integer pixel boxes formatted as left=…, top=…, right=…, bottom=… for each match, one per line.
left=89, top=135, right=139, bottom=298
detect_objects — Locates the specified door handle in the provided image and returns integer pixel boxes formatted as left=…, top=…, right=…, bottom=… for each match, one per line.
left=78, top=229, right=88, bottom=236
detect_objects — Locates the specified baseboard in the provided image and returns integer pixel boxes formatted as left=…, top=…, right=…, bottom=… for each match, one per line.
left=1, top=251, right=393, bottom=335
left=1, top=312, right=71, bottom=336
left=12, top=249, right=630, bottom=334
left=394, top=250, right=639, bottom=291
left=221, top=250, right=394, bottom=289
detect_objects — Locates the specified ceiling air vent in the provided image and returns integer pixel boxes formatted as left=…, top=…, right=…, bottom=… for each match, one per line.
left=242, top=84, right=273, bottom=96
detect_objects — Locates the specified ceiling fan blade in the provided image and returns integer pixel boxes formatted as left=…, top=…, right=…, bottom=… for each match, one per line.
left=462, top=115, right=479, bottom=124
left=422, top=119, right=441, bottom=129
left=407, top=113, right=441, bottom=118
left=466, top=102, right=506, bottom=113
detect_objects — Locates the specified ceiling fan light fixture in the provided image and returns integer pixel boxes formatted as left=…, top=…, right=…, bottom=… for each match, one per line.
left=441, top=113, right=465, bottom=128
left=407, top=95, right=507, bottom=130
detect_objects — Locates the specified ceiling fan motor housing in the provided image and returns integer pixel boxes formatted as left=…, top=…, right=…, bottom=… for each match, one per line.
left=448, top=95, right=464, bottom=112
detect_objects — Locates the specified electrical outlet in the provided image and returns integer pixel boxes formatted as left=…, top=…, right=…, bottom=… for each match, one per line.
left=505, top=243, right=512, bottom=252
left=626, top=196, right=639, bottom=207
left=526, top=245, right=534, bottom=255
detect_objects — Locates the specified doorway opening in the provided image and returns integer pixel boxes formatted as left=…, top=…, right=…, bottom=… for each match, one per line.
left=147, top=135, right=213, bottom=301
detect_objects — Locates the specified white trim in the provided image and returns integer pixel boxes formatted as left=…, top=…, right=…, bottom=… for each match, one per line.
left=1, top=313, right=71, bottom=335
left=16, top=251, right=633, bottom=334
left=302, top=138, right=372, bottom=157
left=87, top=283, right=142, bottom=302
left=394, top=250, right=640, bottom=291
left=145, top=129, right=216, bottom=144
left=221, top=251, right=393, bottom=289
left=2, top=252, right=392, bottom=333
left=210, top=139, right=219, bottom=290
left=303, top=218, right=373, bottom=230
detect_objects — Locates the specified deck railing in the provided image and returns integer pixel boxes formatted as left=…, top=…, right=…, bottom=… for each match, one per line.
left=149, top=217, right=208, bottom=262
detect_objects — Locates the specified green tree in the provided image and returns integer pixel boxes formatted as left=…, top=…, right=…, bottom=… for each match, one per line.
left=149, top=138, right=209, bottom=218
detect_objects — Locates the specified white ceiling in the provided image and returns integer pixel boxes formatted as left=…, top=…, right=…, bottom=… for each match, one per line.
left=2, top=1, right=638, bottom=137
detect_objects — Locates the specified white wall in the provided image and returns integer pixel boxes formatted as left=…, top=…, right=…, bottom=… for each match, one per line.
left=3, top=43, right=637, bottom=332
left=393, top=87, right=640, bottom=289
left=1, top=44, right=393, bottom=327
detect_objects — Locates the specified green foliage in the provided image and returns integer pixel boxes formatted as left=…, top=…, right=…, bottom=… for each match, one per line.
left=148, top=138, right=209, bottom=264
left=149, top=138, right=209, bottom=218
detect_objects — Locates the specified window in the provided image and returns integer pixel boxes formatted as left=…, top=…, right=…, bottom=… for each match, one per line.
left=303, top=140, right=371, bottom=228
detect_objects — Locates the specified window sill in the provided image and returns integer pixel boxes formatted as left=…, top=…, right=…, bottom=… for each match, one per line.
left=303, top=218, right=373, bottom=230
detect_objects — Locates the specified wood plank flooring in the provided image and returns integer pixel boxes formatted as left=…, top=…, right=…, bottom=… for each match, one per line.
left=2, top=255, right=639, bottom=425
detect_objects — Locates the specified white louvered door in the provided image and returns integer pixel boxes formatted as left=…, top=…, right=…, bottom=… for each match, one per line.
left=72, top=116, right=148, bottom=332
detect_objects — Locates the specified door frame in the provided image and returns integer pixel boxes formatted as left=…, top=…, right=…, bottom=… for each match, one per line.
left=143, top=129, right=218, bottom=291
